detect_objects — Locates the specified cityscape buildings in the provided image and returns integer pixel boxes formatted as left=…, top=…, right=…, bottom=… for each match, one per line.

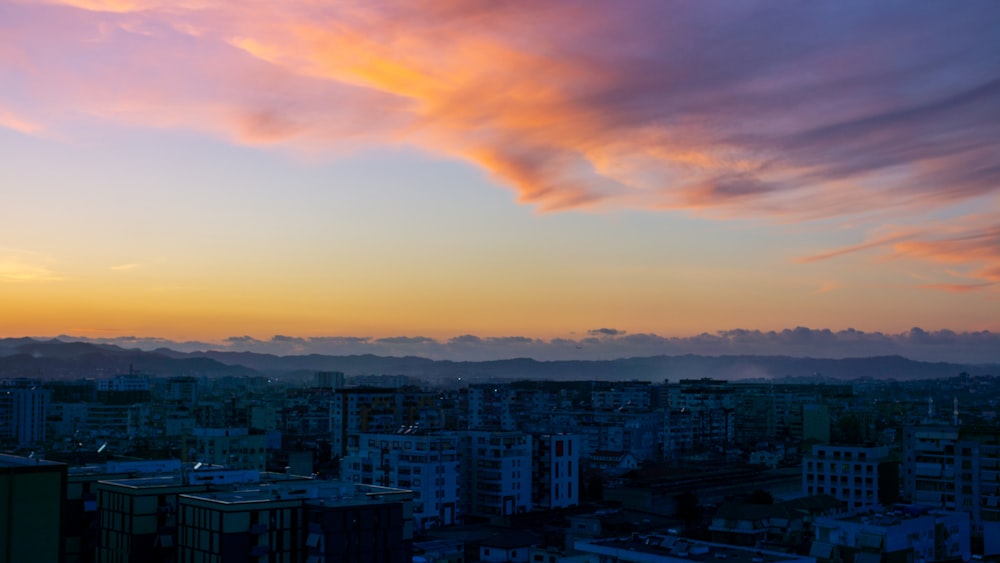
left=1, top=364, right=999, bottom=561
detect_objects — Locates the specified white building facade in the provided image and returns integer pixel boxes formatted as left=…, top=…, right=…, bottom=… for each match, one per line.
left=462, top=430, right=532, bottom=519
left=341, top=431, right=461, bottom=529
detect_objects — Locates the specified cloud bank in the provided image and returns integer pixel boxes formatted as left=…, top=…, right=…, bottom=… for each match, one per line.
left=49, top=327, right=1000, bottom=364
left=2, top=1, right=999, bottom=284
left=3, top=0, right=999, bottom=213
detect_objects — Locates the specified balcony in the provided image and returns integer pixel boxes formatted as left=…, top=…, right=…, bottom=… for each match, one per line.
left=478, top=470, right=502, bottom=481
left=915, top=463, right=942, bottom=478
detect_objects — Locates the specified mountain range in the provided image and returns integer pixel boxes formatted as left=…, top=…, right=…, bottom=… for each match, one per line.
left=0, top=337, right=995, bottom=383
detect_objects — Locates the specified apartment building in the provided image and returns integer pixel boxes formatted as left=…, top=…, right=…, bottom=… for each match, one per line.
left=532, top=433, right=581, bottom=510
left=462, top=430, right=532, bottom=520
left=467, top=385, right=517, bottom=431
left=903, top=424, right=1000, bottom=554
left=188, top=427, right=267, bottom=471
left=0, top=381, right=50, bottom=446
left=176, top=482, right=412, bottom=563
left=341, top=430, right=461, bottom=530
left=94, top=470, right=312, bottom=563
left=803, top=444, right=898, bottom=509
left=330, top=388, right=443, bottom=458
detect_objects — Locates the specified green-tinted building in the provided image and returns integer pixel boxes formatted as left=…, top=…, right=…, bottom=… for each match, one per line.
left=0, top=453, right=67, bottom=563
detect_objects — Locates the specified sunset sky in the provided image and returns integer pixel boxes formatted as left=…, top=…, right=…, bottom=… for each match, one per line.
left=2, top=1, right=999, bottom=360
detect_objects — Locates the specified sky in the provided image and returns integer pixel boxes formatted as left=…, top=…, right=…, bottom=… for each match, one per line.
left=2, top=1, right=1000, bottom=362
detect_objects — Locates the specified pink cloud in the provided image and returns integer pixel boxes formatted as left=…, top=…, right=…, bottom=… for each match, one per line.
left=0, top=108, right=43, bottom=135
left=4, top=1, right=997, bottom=213
left=4, top=0, right=1000, bottom=282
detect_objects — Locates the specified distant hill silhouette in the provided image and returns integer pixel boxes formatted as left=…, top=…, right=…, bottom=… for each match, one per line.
left=0, top=339, right=259, bottom=379
left=2, top=338, right=993, bottom=382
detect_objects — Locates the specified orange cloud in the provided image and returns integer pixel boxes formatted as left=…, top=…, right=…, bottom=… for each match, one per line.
left=4, top=0, right=1000, bottom=284
left=917, top=283, right=997, bottom=293
left=893, top=227, right=1000, bottom=284
left=802, top=222, right=1000, bottom=289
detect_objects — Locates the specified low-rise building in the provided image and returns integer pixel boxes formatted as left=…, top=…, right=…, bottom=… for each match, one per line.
left=478, top=530, right=540, bottom=563
left=811, top=506, right=970, bottom=563
left=709, top=495, right=845, bottom=551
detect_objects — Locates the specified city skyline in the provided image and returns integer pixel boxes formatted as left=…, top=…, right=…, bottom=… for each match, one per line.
left=3, top=1, right=999, bottom=349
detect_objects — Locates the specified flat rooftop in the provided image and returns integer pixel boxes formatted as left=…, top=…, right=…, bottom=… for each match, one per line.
left=181, top=482, right=411, bottom=507
left=577, top=535, right=810, bottom=563
left=0, top=453, right=64, bottom=468
left=99, top=469, right=311, bottom=489
left=184, top=488, right=287, bottom=505
left=835, top=505, right=943, bottom=526
left=100, top=475, right=186, bottom=489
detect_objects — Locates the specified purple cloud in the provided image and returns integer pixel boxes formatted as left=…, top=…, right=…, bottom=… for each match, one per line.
left=47, top=327, right=1000, bottom=364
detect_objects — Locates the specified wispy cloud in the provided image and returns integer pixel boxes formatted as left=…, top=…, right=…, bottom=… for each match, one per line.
left=814, top=281, right=841, bottom=294
left=0, top=108, right=43, bottom=135
left=801, top=221, right=1000, bottom=289
left=797, top=232, right=917, bottom=263
left=917, top=282, right=997, bottom=294
left=0, top=249, right=63, bottom=282
left=892, top=226, right=1000, bottom=284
